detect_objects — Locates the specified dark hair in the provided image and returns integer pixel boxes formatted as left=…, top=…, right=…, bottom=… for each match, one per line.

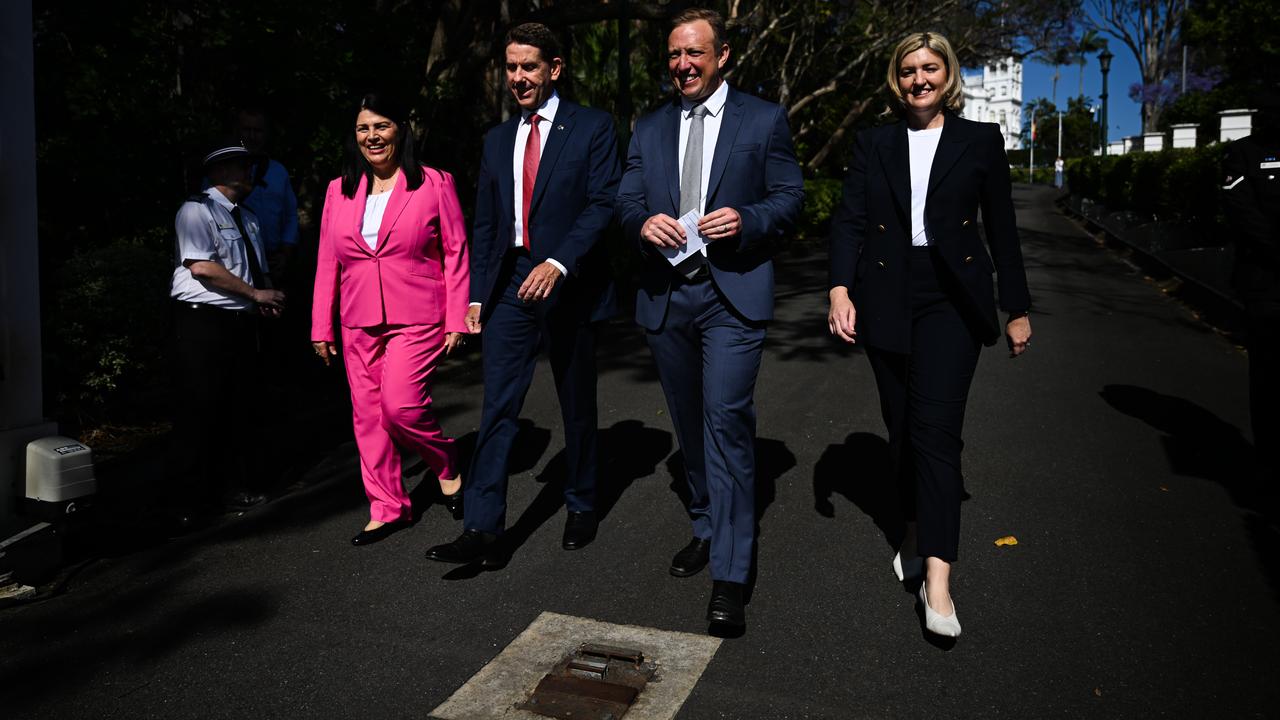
left=505, top=22, right=562, bottom=64
left=340, top=92, right=423, bottom=198
left=671, top=8, right=727, bottom=49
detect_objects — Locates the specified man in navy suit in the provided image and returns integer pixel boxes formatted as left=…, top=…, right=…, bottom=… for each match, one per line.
left=426, top=22, right=620, bottom=566
left=616, top=8, right=803, bottom=629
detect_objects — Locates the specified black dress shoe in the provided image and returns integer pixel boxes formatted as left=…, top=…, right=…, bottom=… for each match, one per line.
left=439, top=489, right=464, bottom=520
left=425, top=529, right=502, bottom=566
left=562, top=511, right=598, bottom=550
left=669, top=537, right=711, bottom=577
left=706, top=580, right=746, bottom=627
left=351, top=520, right=410, bottom=546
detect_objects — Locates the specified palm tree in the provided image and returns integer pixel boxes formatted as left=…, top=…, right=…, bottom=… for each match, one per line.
left=1074, top=30, right=1107, bottom=100
left=1041, top=46, right=1075, bottom=105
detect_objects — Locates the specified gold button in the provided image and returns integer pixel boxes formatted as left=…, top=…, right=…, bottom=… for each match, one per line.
left=962, top=220, right=971, bottom=227
left=963, top=256, right=975, bottom=263
left=877, top=224, right=886, bottom=232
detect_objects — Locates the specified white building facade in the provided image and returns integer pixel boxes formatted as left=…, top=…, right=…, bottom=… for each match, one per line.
left=960, top=57, right=1023, bottom=150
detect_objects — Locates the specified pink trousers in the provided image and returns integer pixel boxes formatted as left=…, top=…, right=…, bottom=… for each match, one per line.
left=341, top=323, right=458, bottom=523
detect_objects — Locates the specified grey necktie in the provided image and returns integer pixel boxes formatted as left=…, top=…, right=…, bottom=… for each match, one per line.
left=677, top=103, right=708, bottom=278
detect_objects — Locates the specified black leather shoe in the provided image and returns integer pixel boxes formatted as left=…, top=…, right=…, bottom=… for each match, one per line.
left=425, top=529, right=501, bottom=565
left=562, top=511, right=598, bottom=550
left=706, top=580, right=746, bottom=627
left=439, top=489, right=464, bottom=520
left=669, top=537, right=711, bottom=577
left=221, top=489, right=267, bottom=511
left=351, top=520, right=409, bottom=546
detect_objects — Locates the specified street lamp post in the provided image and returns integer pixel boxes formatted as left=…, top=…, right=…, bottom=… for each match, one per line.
left=1098, top=48, right=1113, bottom=154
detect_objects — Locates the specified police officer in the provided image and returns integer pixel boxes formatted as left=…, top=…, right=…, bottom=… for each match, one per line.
left=1223, top=94, right=1280, bottom=486
left=166, top=139, right=286, bottom=524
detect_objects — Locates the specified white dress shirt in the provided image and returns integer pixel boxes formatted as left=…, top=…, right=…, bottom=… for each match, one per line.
left=677, top=81, right=730, bottom=258
left=169, top=186, right=266, bottom=311
left=512, top=91, right=567, bottom=276
left=908, top=125, right=943, bottom=247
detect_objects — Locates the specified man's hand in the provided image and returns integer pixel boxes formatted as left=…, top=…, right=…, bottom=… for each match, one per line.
left=465, top=305, right=483, bottom=334
left=698, top=207, right=742, bottom=242
left=252, top=288, right=286, bottom=310
left=828, top=287, right=857, bottom=344
left=312, top=340, right=338, bottom=367
left=641, top=213, right=687, bottom=248
left=517, top=261, right=563, bottom=303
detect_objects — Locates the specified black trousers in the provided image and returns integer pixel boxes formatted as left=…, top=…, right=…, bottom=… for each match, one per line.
left=465, top=249, right=599, bottom=533
left=865, top=247, right=981, bottom=562
left=170, top=301, right=261, bottom=509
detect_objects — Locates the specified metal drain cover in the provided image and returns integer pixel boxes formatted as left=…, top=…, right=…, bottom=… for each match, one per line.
left=518, top=643, right=658, bottom=720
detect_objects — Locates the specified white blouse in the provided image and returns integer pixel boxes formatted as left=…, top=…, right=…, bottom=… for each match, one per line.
left=907, top=126, right=943, bottom=247
left=361, top=189, right=393, bottom=250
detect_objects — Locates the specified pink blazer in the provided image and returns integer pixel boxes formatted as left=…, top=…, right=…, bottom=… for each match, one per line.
left=312, top=167, right=470, bottom=342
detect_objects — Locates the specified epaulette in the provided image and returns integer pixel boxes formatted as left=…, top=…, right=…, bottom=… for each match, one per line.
left=186, top=193, right=211, bottom=203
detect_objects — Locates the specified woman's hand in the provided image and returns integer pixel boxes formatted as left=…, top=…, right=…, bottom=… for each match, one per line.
left=444, top=332, right=466, bottom=355
left=312, top=341, right=338, bottom=367
left=1006, top=314, right=1032, bottom=357
left=828, top=287, right=858, bottom=344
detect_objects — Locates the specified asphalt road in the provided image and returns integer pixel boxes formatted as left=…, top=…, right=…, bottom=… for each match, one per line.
left=2, top=184, right=1276, bottom=719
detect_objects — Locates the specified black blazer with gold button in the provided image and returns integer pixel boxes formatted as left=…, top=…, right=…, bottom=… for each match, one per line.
left=828, top=112, right=1031, bottom=352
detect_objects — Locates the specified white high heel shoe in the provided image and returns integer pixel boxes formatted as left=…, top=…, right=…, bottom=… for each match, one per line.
left=919, top=583, right=962, bottom=637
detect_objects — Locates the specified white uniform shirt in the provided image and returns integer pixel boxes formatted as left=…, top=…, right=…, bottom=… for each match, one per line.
left=169, top=187, right=267, bottom=311
left=677, top=81, right=729, bottom=258
left=511, top=91, right=566, bottom=276
left=908, top=125, right=943, bottom=247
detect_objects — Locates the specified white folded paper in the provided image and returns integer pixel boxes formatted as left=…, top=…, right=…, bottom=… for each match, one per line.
left=656, top=210, right=708, bottom=267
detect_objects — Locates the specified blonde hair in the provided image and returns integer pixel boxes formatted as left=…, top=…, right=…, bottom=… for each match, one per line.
left=885, top=32, right=965, bottom=114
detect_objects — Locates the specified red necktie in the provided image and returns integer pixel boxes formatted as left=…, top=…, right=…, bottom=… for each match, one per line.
left=522, top=113, right=542, bottom=250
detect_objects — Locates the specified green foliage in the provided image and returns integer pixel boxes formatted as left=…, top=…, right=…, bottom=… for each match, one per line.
left=1064, top=145, right=1228, bottom=233
left=798, top=178, right=844, bottom=241
left=1009, top=166, right=1057, bottom=185
left=1021, top=96, right=1099, bottom=159
left=44, top=230, right=173, bottom=429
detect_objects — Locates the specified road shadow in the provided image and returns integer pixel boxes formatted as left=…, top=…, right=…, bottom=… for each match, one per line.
left=442, top=420, right=672, bottom=580
left=1099, top=384, right=1280, bottom=596
left=814, top=432, right=902, bottom=552
left=0, top=570, right=277, bottom=713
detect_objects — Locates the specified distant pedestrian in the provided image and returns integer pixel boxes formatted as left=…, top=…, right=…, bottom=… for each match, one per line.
left=166, top=139, right=286, bottom=527
left=1222, top=92, right=1280, bottom=486
left=311, top=92, right=471, bottom=546
left=1054, top=156, right=1065, bottom=188
left=827, top=31, right=1032, bottom=639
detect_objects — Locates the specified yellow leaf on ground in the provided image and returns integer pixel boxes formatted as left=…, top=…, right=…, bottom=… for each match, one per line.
left=994, top=535, right=1018, bottom=547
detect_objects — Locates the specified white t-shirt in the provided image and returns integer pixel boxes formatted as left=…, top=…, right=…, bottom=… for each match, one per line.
left=908, top=126, right=943, bottom=247
left=362, top=189, right=393, bottom=250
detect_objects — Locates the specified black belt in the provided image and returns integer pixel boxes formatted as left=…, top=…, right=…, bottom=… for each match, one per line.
left=175, top=300, right=254, bottom=317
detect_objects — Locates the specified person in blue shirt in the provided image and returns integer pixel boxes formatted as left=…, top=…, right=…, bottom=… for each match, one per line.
left=237, top=105, right=299, bottom=277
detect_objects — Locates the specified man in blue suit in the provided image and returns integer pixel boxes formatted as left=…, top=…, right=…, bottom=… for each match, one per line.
left=616, top=8, right=803, bottom=628
left=426, top=22, right=620, bottom=566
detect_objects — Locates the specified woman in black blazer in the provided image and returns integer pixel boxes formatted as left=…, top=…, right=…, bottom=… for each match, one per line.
left=827, top=31, right=1032, bottom=638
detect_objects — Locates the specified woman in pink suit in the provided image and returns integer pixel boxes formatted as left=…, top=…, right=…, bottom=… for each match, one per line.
left=312, top=92, right=471, bottom=546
